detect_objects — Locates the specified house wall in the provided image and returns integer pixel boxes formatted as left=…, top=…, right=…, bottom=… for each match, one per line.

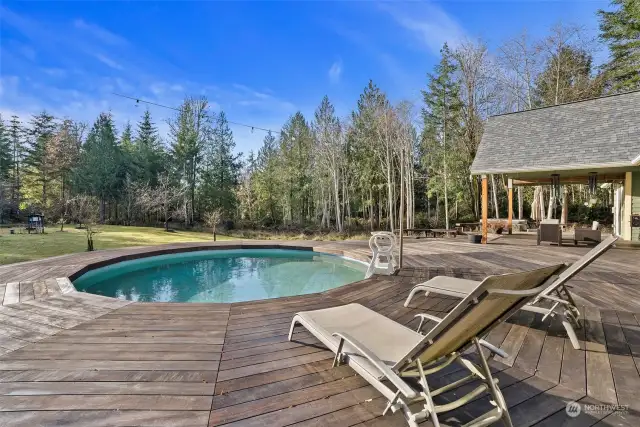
left=623, top=172, right=632, bottom=241
left=632, top=171, right=640, bottom=241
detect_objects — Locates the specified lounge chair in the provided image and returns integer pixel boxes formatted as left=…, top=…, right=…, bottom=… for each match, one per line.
left=404, top=234, right=618, bottom=350
left=289, top=264, right=564, bottom=427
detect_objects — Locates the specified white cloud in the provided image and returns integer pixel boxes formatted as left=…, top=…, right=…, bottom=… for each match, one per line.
left=93, top=53, right=124, bottom=70
left=378, top=2, right=466, bottom=54
left=232, top=83, right=270, bottom=100
left=328, top=60, right=343, bottom=84
left=74, top=19, right=128, bottom=46
left=42, top=68, right=67, bottom=77
left=229, top=83, right=296, bottom=113
left=149, top=82, right=185, bottom=97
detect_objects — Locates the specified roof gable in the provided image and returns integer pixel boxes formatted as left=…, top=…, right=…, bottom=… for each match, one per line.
left=470, top=91, right=640, bottom=175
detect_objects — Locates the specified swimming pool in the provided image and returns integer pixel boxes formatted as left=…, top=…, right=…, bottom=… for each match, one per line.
left=72, top=249, right=367, bottom=303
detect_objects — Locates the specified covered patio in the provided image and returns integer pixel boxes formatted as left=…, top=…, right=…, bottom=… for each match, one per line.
left=471, top=90, right=640, bottom=243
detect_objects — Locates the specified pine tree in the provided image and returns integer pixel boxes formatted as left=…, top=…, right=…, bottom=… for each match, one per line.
left=350, top=82, right=385, bottom=228
left=313, top=96, right=344, bottom=231
left=134, top=110, right=165, bottom=185
left=237, top=150, right=257, bottom=222
left=8, top=116, right=24, bottom=206
left=120, top=122, right=134, bottom=153
left=0, top=115, right=13, bottom=181
left=255, top=131, right=280, bottom=223
left=598, top=0, right=640, bottom=91
left=24, top=111, right=56, bottom=208
left=279, top=112, right=313, bottom=225
left=534, top=46, right=603, bottom=105
left=200, top=111, right=242, bottom=216
left=169, top=97, right=208, bottom=225
left=421, top=43, right=463, bottom=229
left=74, top=113, right=123, bottom=222
left=49, top=119, right=81, bottom=204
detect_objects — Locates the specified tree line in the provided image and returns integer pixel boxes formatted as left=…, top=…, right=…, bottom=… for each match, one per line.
left=0, top=2, right=637, bottom=232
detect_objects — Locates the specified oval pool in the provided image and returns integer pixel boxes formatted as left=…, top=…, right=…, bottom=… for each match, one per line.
left=72, top=249, right=367, bottom=303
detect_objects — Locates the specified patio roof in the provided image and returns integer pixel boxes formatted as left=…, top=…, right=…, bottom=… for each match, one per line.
left=471, top=90, right=640, bottom=176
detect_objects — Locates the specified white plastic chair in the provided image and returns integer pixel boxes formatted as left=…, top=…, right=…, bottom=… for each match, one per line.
left=365, top=231, right=398, bottom=278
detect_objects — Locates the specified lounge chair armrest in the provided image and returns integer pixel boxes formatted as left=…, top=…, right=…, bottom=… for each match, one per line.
left=478, top=339, right=508, bottom=358
left=414, top=313, right=443, bottom=333
left=415, top=313, right=443, bottom=323
left=332, top=332, right=417, bottom=399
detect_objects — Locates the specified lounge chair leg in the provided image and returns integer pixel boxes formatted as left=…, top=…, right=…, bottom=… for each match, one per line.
left=288, top=317, right=300, bottom=341
left=473, top=337, right=511, bottom=427
left=563, top=318, right=581, bottom=350
left=415, top=359, right=441, bottom=427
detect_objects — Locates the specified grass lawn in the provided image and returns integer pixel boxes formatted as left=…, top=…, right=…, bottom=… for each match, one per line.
left=0, top=225, right=235, bottom=265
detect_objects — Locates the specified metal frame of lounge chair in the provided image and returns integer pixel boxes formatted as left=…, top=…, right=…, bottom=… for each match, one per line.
left=365, top=231, right=398, bottom=278
left=289, top=264, right=564, bottom=427
left=404, top=234, right=619, bottom=350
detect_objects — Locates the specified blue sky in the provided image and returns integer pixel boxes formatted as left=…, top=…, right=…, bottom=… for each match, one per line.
left=1, top=1, right=607, bottom=154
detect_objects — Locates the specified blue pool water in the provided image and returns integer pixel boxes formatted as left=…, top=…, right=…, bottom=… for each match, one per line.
left=72, top=249, right=367, bottom=303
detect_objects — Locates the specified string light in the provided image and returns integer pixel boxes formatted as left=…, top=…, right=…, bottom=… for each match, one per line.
left=112, top=93, right=283, bottom=136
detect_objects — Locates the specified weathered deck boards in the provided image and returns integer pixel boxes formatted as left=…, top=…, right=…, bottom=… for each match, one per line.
left=0, top=238, right=638, bottom=426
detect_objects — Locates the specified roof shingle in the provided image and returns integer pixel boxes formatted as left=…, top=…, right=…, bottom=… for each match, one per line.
left=470, top=90, right=640, bottom=175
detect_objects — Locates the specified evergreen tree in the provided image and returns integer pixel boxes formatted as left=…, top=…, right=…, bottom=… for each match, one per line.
left=598, top=0, right=640, bottom=91
left=8, top=116, right=24, bottom=206
left=24, top=111, right=56, bottom=208
left=120, top=122, right=134, bottom=153
left=49, top=119, right=81, bottom=203
left=169, top=97, right=208, bottom=225
left=534, top=46, right=603, bottom=105
left=313, top=96, right=344, bottom=231
left=0, top=116, right=12, bottom=181
left=134, top=110, right=165, bottom=185
left=421, top=43, right=463, bottom=229
left=200, top=111, right=242, bottom=216
left=279, top=112, right=313, bottom=224
left=74, top=112, right=123, bottom=222
left=254, top=131, right=280, bottom=223
left=237, top=150, right=257, bottom=222
left=350, top=81, right=386, bottom=229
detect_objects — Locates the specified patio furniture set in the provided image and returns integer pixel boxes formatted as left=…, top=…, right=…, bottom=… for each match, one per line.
left=537, top=219, right=603, bottom=246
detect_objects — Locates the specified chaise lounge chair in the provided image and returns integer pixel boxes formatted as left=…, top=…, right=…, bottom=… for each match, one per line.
left=404, top=234, right=618, bottom=350
left=289, top=264, right=564, bottom=427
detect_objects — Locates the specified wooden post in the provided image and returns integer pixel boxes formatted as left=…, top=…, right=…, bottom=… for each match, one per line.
left=481, top=175, right=488, bottom=244
left=507, top=178, right=513, bottom=235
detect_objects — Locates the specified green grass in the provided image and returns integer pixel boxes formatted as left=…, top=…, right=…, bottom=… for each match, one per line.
left=0, top=225, right=235, bottom=265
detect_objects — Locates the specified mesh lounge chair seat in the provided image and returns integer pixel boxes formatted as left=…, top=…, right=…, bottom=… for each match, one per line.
left=289, top=264, right=564, bottom=427
left=404, top=234, right=618, bottom=350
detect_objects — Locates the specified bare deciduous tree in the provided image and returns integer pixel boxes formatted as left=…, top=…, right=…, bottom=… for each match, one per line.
left=203, top=209, right=223, bottom=241
left=69, top=195, right=99, bottom=251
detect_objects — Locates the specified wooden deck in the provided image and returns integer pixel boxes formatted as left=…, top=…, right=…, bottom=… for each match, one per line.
left=0, top=238, right=638, bottom=426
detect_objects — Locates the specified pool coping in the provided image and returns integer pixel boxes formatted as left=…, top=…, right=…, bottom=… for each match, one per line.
left=63, top=243, right=372, bottom=299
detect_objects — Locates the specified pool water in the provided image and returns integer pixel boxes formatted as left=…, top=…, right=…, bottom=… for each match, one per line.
left=72, top=249, right=367, bottom=303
